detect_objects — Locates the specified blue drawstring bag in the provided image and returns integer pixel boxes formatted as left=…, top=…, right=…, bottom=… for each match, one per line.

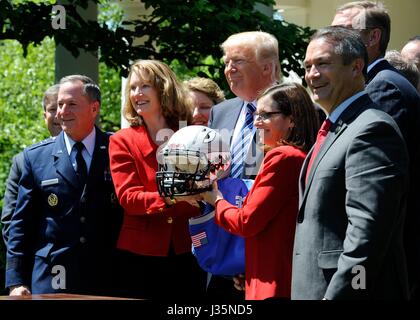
left=189, top=177, right=252, bottom=276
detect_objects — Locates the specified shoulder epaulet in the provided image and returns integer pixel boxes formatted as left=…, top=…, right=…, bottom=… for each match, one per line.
left=27, top=136, right=56, bottom=150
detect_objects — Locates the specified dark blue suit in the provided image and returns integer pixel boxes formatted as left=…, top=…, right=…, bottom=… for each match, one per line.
left=5, top=127, right=122, bottom=295
left=366, top=59, right=420, bottom=298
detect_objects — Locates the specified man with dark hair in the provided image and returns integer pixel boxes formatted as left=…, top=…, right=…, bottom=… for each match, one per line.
left=1, top=84, right=61, bottom=245
left=6, top=75, right=122, bottom=296
left=292, top=26, right=409, bottom=300
left=332, top=1, right=420, bottom=299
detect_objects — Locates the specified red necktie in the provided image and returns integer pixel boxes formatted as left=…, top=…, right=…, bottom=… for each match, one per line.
left=305, top=119, right=332, bottom=183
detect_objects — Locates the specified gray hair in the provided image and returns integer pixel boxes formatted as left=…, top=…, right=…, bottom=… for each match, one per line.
left=311, top=26, right=368, bottom=78
left=385, top=50, right=419, bottom=88
left=59, top=74, right=101, bottom=105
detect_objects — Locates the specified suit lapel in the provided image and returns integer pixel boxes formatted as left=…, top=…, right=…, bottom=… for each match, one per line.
left=299, top=149, right=312, bottom=208
left=226, top=98, right=245, bottom=146
left=299, top=94, right=371, bottom=214
left=53, top=132, right=79, bottom=189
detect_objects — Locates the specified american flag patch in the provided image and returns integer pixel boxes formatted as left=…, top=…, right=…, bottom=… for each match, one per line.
left=191, top=231, right=208, bottom=248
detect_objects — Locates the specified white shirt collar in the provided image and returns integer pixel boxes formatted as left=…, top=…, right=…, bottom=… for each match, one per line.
left=64, top=127, right=96, bottom=156
left=367, top=57, right=385, bottom=73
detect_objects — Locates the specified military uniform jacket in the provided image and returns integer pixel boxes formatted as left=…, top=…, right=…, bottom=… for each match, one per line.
left=5, top=127, right=122, bottom=295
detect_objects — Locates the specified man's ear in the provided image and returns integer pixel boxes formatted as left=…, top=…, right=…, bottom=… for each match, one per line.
left=352, top=58, right=365, bottom=76
left=366, top=28, right=381, bottom=48
left=92, top=101, right=100, bottom=114
left=262, top=61, right=273, bottom=76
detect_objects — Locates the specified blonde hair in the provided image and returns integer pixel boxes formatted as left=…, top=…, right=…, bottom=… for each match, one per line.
left=221, top=31, right=281, bottom=81
left=185, top=77, right=225, bottom=105
left=123, top=60, right=193, bottom=128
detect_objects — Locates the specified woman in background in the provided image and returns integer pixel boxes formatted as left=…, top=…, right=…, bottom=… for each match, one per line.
left=109, top=60, right=206, bottom=299
left=185, top=77, right=225, bottom=126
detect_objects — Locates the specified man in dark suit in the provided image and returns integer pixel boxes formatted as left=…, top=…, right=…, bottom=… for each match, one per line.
left=6, top=75, right=122, bottom=296
left=1, top=84, right=61, bottom=245
left=209, top=31, right=281, bottom=180
left=332, top=0, right=420, bottom=299
left=292, top=26, right=409, bottom=299
left=206, top=31, right=281, bottom=299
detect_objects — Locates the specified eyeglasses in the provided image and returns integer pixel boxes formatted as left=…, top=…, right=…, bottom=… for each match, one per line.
left=224, top=58, right=248, bottom=68
left=254, top=111, right=283, bottom=121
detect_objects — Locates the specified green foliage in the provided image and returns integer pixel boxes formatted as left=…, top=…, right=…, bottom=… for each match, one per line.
left=98, top=0, right=124, bottom=31
left=1, top=0, right=314, bottom=89
left=99, top=63, right=122, bottom=133
left=0, top=38, right=55, bottom=202
left=0, top=37, right=55, bottom=294
left=0, top=37, right=122, bottom=291
left=0, top=0, right=314, bottom=292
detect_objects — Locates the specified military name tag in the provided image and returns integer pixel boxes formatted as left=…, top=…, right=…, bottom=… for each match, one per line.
left=41, top=178, right=59, bottom=186
left=48, top=193, right=59, bottom=207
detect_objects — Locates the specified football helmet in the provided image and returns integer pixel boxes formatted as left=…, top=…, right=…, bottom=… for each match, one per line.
left=156, top=125, right=231, bottom=197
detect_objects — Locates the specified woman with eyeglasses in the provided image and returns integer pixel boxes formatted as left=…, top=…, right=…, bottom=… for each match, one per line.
left=201, top=82, right=320, bottom=300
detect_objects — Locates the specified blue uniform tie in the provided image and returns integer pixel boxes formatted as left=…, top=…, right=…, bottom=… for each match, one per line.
left=74, top=142, right=87, bottom=184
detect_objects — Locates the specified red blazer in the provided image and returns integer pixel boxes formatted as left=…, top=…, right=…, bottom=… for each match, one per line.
left=109, top=126, right=200, bottom=256
left=215, top=145, right=306, bottom=300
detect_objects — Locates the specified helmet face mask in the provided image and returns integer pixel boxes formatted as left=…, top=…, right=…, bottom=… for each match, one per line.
left=156, top=126, right=231, bottom=198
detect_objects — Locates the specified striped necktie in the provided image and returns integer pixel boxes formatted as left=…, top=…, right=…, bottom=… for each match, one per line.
left=230, top=103, right=256, bottom=178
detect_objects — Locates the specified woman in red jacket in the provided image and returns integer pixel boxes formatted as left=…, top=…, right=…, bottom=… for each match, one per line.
left=109, top=60, right=206, bottom=299
left=202, top=83, right=320, bottom=300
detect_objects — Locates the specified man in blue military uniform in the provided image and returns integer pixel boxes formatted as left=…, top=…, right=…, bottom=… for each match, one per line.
left=2, top=84, right=62, bottom=246
left=6, top=75, right=122, bottom=296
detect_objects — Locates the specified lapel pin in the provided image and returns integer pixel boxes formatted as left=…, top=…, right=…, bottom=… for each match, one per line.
left=335, top=120, right=343, bottom=134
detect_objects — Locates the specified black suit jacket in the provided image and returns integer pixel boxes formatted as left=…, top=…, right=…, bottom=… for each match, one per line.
left=5, top=127, right=123, bottom=295
left=209, top=97, right=263, bottom=179
left=1, top=152, right=25, bottom=245
left=366, top=59, right=420, bottom=297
